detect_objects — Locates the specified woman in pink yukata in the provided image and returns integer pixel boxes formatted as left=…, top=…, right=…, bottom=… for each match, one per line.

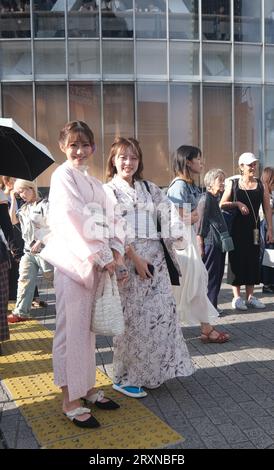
left=41, top=121, right=126, bottom=429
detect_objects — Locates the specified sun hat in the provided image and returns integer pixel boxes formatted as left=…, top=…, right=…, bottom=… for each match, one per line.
left=238, top=152, right=258, bottom=166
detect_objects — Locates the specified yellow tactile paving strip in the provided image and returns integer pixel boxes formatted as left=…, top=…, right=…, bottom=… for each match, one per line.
left=0, top=321, right=184, bottom=449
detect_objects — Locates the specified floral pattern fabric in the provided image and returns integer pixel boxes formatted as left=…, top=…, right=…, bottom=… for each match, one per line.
left=105, top=177, right=195, bottom=388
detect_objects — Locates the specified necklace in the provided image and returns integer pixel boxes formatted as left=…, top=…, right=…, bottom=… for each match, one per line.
left=239, top=177, right=257, bottom=190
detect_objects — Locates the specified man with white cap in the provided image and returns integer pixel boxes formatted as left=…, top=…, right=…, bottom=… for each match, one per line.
left=220, top=152, right=273, bottom=311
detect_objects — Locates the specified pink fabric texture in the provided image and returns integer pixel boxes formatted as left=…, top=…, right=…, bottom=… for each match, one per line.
left=41, top=161, right=124, bottom=288
left=42, top=161, right=124, bottom=401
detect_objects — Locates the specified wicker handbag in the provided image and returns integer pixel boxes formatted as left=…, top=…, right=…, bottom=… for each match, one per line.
left=91, top=271, right=125, bottom=336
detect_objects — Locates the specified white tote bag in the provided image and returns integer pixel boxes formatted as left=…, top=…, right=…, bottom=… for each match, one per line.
left=262, top=248, right=274, bottom=268
left=91, top=271, right=125, bottom=336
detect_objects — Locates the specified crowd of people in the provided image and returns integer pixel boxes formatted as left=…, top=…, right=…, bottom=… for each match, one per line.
left=1, top=120, right=273, bottom=429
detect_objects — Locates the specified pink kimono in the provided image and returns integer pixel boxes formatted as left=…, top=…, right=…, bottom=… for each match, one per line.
left=41, top=161, right=124, bottom=401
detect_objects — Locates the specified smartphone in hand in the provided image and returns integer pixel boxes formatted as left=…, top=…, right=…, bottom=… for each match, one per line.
left=135, top=263, right=154, bottom=276
left=147, top=263, right=154, bottom=276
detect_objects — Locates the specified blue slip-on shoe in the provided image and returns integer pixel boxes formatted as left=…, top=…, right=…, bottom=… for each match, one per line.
left=112, top=384, right=147, bottom=398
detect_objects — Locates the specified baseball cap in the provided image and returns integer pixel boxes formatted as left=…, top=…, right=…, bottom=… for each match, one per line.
left=238, top=152, right=258, bottom=166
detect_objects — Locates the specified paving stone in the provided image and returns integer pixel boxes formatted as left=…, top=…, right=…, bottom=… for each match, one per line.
left=253, top=416, right=274, bottom=434
left=266, top=406, right=274, bottom=417
left=181, top=405, right=206, bottom=419
left=192, top=393, right=218, bottom=409
left=193, top=371, right=214, bottom=386
left=254, top=395, right=274, bottom=409
left=228, top=411, right=258, bottom=431
left=17, top=439, right=40, bottom=449
left=239, top=401, right=269, bottom=418
left=218, top=423, right=246, bottom=443
left=202, top=434, right=231, bottom=449
left=204, top=407, right=232, bottom=425
left=191, top=417, right=218, bottom=437
left=243, top=428, right=274, bottom=449
left=224, top=386, right=251, bottom=402
left=2, top=278, right=274, bottom=449
left=230, top=441, right=256, bottom=449
left=205, top=383, right=230, bottom=399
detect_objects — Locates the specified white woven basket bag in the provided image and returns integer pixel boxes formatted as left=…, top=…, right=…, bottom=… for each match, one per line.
left=91, top=271, right=125, bottom=336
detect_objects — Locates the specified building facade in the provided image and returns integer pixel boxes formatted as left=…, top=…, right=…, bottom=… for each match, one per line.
left=0, top=0, right=274, bottom=186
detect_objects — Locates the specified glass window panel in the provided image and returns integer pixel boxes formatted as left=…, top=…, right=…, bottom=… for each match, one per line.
left=0, top=41, right=32, bottom=79
left=170, top=42, right=199, bottom=78
left=68, top=1, right=99, bottom=38
left=34, top=0, right=65, bottom=38
left=265, top=46, right=274, bottom=82
left=265, top=85, right=274, bottom=165
left=203, top=43, right=231, bottom=78
left=137, top=83, right=169, bottom=186
left=136, top=41, right=167, bottom=78
left=135, top=0, right=166, bottom=39
left=169, top=84, right=200, bottom=155
left=68, top=40, right=100, bottom=78
left=0, top=1, right=30, bottom=38
left=103, top=84, right=135, bottom=169
left=69, top=83, right=103, bottom=180
left=235, top=85, right=262, bottom=160
left=203, top=85, right=232, bottom=176
left=101, top=1, right=133, bottom=38
left=169, top=0, right=198, bottom=40
left=234, top=0, right=261, bottom=42
left=202, top=0, right=230, bottom=41
left=34, top=40, right=66, bottom=78
left=1, top=84, right=33, bottom=135
left=102, top=40, right=134, bottom=78
left=265, top=0, right=274, bottom=44
left=35, top=84, right=67, bottom=186
left=234, top=44, right=262, bottom=81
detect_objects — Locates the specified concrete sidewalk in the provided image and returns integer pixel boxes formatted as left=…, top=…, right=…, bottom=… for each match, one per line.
left=1, top=277, right=274, bottom=449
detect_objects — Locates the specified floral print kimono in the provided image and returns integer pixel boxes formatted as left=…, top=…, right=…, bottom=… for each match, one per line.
left=105, top=176, right=195, bottom=389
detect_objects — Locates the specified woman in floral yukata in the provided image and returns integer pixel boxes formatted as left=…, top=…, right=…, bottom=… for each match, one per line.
left=104, top=137, right=195, bottom=398
left=41, top=121, right=126, bottom=428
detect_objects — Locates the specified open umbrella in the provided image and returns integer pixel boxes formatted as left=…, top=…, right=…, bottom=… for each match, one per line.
left=0, top=118, right=55, bottom=180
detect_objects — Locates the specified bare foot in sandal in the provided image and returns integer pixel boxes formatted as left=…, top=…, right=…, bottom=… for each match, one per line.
left=200, top=326, right=230, bottom=343
left=63, top=398, right=100, bottom=428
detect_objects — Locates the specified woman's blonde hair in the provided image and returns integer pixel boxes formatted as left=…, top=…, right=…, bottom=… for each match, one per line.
left=14, top=179, right=38, bottom=200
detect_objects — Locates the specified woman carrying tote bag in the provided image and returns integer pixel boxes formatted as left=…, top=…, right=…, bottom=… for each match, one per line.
left=167, top=145, right=230, bottom=344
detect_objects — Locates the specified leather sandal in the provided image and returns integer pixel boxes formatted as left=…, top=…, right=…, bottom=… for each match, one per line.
left=64, top=407, right=100, bottom=428
left=7, top=313, right=31, bottom=323
left=200, top=327, right=230, bottom=344
left=81, top=390, right=120, bottom=410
